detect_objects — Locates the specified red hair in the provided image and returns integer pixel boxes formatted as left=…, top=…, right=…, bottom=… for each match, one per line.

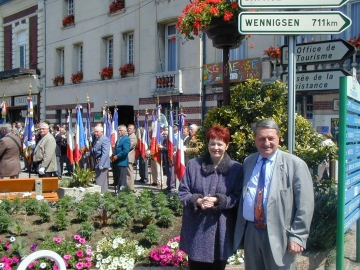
left=206, top=125, right=230, bottom=145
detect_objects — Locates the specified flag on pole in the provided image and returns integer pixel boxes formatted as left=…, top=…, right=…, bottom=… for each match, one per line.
left=74, top=105, right=86, bottom=164
left=150, top=106, right=162, bottom=164
left=150, top=111, right=157, bottom=157
left=85, top=102, right=92, bottom=150
left=175, top=113, right=186, bottom=180
left=110, top=107, right=118, bottom=152
left=103, top=107, right=113, bottom=156
left=103, top=107, right=108, bottom=138
left=168, top=110, right=174, bottom=166
left=67, top=111, right=74, bottom=165
left=22, top=97, right=35, bottom=162
left=1, top=101, right=7, bottom=124
left=135, top=115, right=142, bottom=159
left=141, top=113, right=149, bottom=159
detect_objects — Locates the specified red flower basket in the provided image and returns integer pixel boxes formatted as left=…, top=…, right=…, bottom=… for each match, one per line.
left=62, top=14, right=75, bottom=27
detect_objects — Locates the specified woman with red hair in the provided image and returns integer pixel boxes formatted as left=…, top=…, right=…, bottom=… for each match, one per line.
left=178, top=124, right=243, bottom=270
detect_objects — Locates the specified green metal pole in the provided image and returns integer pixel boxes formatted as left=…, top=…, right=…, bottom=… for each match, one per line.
left=357, top=219, right=360, bottom=262
left=336, top=76, right=348, bottom=270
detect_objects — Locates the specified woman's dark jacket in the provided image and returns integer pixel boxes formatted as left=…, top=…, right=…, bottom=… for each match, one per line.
left=178, top=152, right=243, bottom=263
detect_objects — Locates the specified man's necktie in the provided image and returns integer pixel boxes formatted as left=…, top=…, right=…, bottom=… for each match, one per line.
left=254, top=157, right=267, bottom=231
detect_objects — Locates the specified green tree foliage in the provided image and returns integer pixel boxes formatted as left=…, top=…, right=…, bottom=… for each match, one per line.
left=199, top=79, right=337, bottom=167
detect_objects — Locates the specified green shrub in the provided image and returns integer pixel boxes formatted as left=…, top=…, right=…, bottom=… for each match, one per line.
left=169, top=195, right=183, bottom=216
left=143, top=224, right=161, bottom=244
left=37, top=202, right=52, bottom=223
left=54, top=209, right=70, bottom=231
left=65, top=165, right=95, bottom=188
left=75, top=202, right=94, bottom=221
left=138, top=206, right=156, bottom=227
left=157, top=208, right=175, bottom=228
left=23, top=198, right=40, bottom=215
left=153, top=192, right=169, bottom=210
left=10, top=220, right=29, bottom=236
left=112, top=208, right=132, bottom=227
left=0, top=199, right=13, bottom=214
left=78, top=221, right=94, bottom=240
left=307, top=184, right=337, bottom=250
left=0, top=210, right=11, bottom=232
left=57, top=195, right=76, bottom=211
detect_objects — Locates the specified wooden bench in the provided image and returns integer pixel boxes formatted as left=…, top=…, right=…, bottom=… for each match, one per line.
left=0, top=177, right=59, bottom=202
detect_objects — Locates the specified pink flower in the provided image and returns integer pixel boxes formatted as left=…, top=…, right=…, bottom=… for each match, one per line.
left=173, top=236, right=180, bottom=242
left=5, top=242, right=10, bottom=250
left=73, top=235, right=81, bottom=240
left=28, top=262, right=35, bottom=269
left=63, top=254, right=71, bottom=260
left=76, top=262, right=84, bottom=269
left=53, top=237, right=62, bottom=243
left=12, top=256, right=19, bottom=263
left=53, top=265, right=59, bottom=270
left=85, top=257, right=92, bottom=262
left=76, top=250, right=84, bottom=257
left=79, top=238, right=86, bottom=244
left=85, top=249, right=92, bottom=256
left=84, top=262, right=92, bottom=268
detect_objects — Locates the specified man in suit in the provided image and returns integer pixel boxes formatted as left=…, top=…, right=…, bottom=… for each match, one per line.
left=234, top=119, right=314, bottom=270
left=33, top=122, right=57, bottom=177
left=158, top=130, right=175, bottom=191
left=91, top=125, right=110, bottom=194
left=126, top=124, right=137, bottom=190
left=112, top=125, right=130, bottom=192
left=0, top=123, right=21, bottom=179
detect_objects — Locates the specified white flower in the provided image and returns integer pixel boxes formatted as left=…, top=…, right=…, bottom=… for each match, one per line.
left=96, top=254, right=103, bottom=260
left=10, top=236, right=16, bottom=242
left=0, top=263, right=4, bottom=269
left=112, top=243, right=118, bottom=249
left=40, top=262, right=47, bottom=269
left=22, top=192, right=31, bottom=197
left=79, top=187, right=85, bottom=192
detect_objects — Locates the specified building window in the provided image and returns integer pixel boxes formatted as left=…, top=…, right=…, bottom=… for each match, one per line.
left=56, top=48, right=65, bottom=75
left=56, top=110, right=62, bottom=125
left=127, top=33, right=134, bottom=64
left=60, top=48, right=65, bottom=74
left=67, top=0, right=74, bottom=15
left=230, top=40, right=247, bottom=60
left=77, top=44, right=83, bottom=71
left=165, top=24, right=177, bottom=72
left=17, top=31, right=26, bottom=68
left=107, top=38, right=113, bottom=67
left=306, top=95, right=313, bottom=119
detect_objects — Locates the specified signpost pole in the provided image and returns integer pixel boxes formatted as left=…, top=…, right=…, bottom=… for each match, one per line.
left=336, top=76, right=347, bottom=269
left=357, top=219, right=360, bottom=262
left=287, top=36, right=296, bottom=153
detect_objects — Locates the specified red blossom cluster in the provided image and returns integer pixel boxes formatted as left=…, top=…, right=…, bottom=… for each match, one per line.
left=348, top=35, right=360, bottom=48
left=109, top=0, right=124, bottom=13
left=62, top=14, right=74, bottom=27
left=263, top=46, right=281, bottom=59
left=99, top=66, right=113, bottom=79
left=71, top=71, right=83, bottom=84
left=175, top=0, right=241, bottom=41
left=119, top=63, right=135, bottom=77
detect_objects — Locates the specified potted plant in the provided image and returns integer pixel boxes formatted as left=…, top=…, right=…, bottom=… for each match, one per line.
left=62, top=13, right=75, bottom=27
left=109, top=0, right=125, bottom=14
left=99, top=66, right=113, bottom=79
left=263, top=46, right=281, bottom=60
left=58, top=166, right=100, bottom=200
left=71, top=71, right=83, bottom=84
left=52, top=75, right=64, bottom=86
left=119, top=63, right=135, bottom=78
left=175, top=0, right=244, bottom=48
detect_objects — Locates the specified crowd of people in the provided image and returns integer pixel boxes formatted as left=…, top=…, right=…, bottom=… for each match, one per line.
left=0, top=118, right=316, bottom=270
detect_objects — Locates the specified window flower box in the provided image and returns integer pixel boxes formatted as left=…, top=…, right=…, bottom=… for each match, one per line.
left=71, top=71, right=83, bottom=84
left=119, top=63, right=135, bottom=78
left=52, top=75, right=64, bottom=86
left=99, top=66, right=113, bottom=79
left=109, top=0, right=125, bottom=14
left=62, top=14, right=74, bottom=27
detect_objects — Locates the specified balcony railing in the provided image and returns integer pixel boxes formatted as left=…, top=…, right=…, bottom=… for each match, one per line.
left=152, top=70, right=183, bottom=95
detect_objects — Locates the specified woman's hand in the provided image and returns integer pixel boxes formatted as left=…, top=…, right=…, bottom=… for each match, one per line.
left=196, top=195, right=218, bottom=209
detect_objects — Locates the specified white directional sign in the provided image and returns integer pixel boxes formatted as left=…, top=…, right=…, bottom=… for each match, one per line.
left=281, top=69, right=351, bottom=91
left=238, top=11, right=351, bottom=35
left=239, top=0, right=349, bottom=9
left=281, top=39, right=355, bottom=65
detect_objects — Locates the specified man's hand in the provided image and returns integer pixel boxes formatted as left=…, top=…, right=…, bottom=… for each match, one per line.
left=38, top=167, right=45, bottom=175
left=99, top=166, right=104, bottom=170
left=287, top=241, right=304, bottom=254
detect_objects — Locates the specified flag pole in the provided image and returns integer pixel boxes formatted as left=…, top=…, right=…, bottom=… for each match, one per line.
left=1, top=92, right=6, bottom=124
left=157, top=96, right=163, bottom=190
left=170, top=96, right=176, bottom=190
left=28, top=84, right=32, bottom=178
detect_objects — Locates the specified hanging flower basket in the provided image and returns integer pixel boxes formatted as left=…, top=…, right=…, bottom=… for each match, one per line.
left=202, top=17, right=245, bottom=49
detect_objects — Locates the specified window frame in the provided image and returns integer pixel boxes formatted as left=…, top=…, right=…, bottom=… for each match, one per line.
left=67, top=0, right=74, bottom=15
left=127, top=32, right=134, bottom=64
left=165, top=23, right=178, bottom=72
left=77, top=44, right=83, bottom=72
left=60, top=48, right=65, bottom=75
left=106, top=37, right=114, bottom=67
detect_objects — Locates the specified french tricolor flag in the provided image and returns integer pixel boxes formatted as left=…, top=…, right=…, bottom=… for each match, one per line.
left=174, top=113, right=186, bottom=180
left=67, top=111, right=74, bottom=165
left=74, top=105, right=86, bottom=164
